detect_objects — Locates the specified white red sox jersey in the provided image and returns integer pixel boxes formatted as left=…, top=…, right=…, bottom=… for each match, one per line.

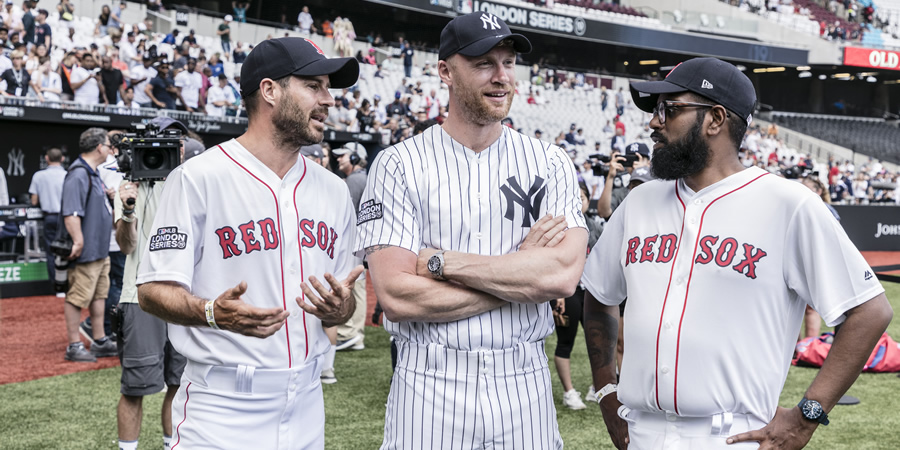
left=356, top=124, right=586, bottom=350
left=582, top=166, right=884, bottom=424
left=137, top=139, right=358, bottom=369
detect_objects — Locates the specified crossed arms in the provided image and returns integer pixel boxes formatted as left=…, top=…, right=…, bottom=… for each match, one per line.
left=366, top=215, right=587, bottom=323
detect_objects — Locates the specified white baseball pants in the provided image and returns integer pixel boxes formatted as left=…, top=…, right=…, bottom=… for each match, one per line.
left=170, top=356, right=324, bottom=449
left=620, top=408, right=766, bottom=449
left=382, top=340, right=562, bottom=450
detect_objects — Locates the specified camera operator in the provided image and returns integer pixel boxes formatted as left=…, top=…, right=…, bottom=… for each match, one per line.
left=596, top=142, right=652, bottom=220
left=60, top=127, right=116, bottom=363
left=113, top=117, right=187, bottom=450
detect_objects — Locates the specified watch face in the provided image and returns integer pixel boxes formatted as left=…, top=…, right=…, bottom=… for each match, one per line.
left=802, top=400, right=823, bottom=419
left=427, top=255, right=440, bottom=273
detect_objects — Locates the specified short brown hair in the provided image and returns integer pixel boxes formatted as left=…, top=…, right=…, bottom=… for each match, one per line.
left=243, top=76, right=291, bottom=119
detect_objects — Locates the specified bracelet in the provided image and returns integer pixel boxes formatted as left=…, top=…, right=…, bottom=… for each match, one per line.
left=123, top=208, right=135, bottom=216
left=205, top=299, right=220, bottom=329
left=120, top=214, right=135, bottom=223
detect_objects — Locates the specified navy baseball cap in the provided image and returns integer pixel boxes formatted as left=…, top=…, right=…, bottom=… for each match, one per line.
left=439, top=12, right=531, bottom=61
left=240, top=37, right=359, bottom=96
left=630, top=57, right=757, bottom=125
left=625, top=142, right=650, bottom=158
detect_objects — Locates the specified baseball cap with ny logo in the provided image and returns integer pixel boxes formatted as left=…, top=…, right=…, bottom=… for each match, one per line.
left=438, top=12, right=532, bottom=61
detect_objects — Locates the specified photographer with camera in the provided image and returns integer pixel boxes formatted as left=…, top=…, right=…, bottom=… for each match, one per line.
left=59, top=127, right=115, bottom=363
left=594, top=142, right=652, bottom=220
left=70, top=53, right=102, bottom=106
left=112, top=117, right=187, bottom=450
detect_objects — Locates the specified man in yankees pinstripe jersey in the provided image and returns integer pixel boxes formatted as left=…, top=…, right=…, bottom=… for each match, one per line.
left=356, top=13, right=588, bottom=450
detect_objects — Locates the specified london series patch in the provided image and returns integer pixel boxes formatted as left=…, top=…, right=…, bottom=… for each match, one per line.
left=357, top=200, right=383, bottom=225
left=149, top=226, right=188, bottom=251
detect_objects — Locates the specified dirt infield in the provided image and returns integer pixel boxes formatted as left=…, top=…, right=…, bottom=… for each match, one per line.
left=0, top=295, right=120, bottom=385
left=1, top=279, right=380, bottom=385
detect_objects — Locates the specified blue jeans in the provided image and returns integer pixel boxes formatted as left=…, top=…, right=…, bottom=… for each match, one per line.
left=83, top=251, right=126, bottom=336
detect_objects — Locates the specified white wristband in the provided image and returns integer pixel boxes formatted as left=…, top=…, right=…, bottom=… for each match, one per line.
left=597, top=383, right=618, bottom=405
left=205, top=299, right=220, bottom=329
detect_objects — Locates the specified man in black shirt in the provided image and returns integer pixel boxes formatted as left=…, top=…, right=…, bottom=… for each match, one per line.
left=99, top=55, right=125, bottom=105
left=34, top=8, right=51, bottom=47
left=180, top=29, right=197, bottom=48
left=146, top=60, right=182, bottom=109
left=386, top=90, right=409, bottom=118
left=21, top=1, right=35, bottom=50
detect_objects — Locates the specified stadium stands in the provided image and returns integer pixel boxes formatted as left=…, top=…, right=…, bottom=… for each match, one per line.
left=769, top=112, right=900, bottom=164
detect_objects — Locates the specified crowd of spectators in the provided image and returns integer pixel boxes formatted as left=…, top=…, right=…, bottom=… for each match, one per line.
left=738, top=123, right=899, bottom=204
left=721, top=0, right=896, bottom=42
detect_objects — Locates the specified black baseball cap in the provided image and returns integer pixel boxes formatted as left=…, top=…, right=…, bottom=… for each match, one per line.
left=630, top=57, right=757, bottom=124
left=439, top=12, right=531, bottom=61
left=625, top=142, right=650, bottom=158
left=240, top=37, right=359, bottom=96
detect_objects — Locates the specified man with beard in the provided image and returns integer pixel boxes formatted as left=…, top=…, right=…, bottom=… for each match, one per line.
left=135, top=37, right=363, bottom=449
left=582, top=57, right=892, bottom=449
left=357, top=13, right=587, bottom=449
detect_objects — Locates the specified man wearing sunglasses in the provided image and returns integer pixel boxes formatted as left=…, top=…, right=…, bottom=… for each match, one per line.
left=582, top=57, right=892, bottom=449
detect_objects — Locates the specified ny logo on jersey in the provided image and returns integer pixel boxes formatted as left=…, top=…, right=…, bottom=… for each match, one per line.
left=480, top=13, right=500, bottom=30
left=501, top=176, right=546, bottom=227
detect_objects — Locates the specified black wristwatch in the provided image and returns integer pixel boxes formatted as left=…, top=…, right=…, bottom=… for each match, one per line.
left=427, top=250, right=446, bottom=281
left=798, top=398, right=829, bottom=426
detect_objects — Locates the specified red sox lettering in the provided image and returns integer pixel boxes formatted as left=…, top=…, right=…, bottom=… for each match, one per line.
left=216, top=218, right=339, bottom=260
left=626, top=234, right=767, bottom=279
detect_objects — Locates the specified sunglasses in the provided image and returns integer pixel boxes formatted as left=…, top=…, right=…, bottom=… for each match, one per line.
left=652, top=100, right=722, bottom=125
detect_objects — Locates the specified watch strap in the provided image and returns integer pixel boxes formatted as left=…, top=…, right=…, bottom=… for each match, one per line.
left=596, top=383, right=618, bottom=405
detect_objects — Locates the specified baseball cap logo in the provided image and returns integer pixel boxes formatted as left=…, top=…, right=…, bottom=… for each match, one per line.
left=304, top=38, right=324, bottom=55
left=701, top=79, right=714, bottom=89
left=630, top=143, right=638, bottom=152
left=480, top=13, right=501, bottom=30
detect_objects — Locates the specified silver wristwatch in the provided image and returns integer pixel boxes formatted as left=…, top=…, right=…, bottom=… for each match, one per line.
left=427, top=250, right=446, bottom=280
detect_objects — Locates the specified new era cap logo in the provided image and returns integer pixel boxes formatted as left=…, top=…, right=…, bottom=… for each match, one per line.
left=480, top=13, right=500, bottom=30
left=701, top=79, right=714, bottom=89
left=304, top=38, right=324, bottom=55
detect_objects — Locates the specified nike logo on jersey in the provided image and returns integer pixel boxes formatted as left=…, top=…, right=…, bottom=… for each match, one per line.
left=626, top=234, right=768, bottom=279
left=216, top=218, right=280, bottom=259
left=501, top=175, right=547, bottom=227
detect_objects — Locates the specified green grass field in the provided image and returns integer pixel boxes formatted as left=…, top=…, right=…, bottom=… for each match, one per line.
left=2, top=283, right=898, bottom=449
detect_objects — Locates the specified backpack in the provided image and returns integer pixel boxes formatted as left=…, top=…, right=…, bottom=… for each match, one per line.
left=792, top=332, right=900, bottom=373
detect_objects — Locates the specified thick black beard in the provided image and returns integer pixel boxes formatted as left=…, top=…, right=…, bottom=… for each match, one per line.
left=650, top=114, right=711, bottom=181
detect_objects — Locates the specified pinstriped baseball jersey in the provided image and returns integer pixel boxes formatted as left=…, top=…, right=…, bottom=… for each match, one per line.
left=581, top=166, right=884, bottom=424
left=137, top=139, right=358, bottom=369
left=356, top=124, right=586, bottom=350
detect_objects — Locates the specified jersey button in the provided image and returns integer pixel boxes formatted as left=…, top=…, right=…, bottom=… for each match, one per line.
left=694, top=199, right=703, bottom=205
left=664, top=321, right=673, bottom=330
left=660, top=366, right=670, bottom=374
left=689, top=218, right=697, bottom=225
left=475, top=233, right=483, bottom=240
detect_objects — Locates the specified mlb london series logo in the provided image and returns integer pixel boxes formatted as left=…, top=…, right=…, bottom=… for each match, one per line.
left=501, top=176, right=547, bottom=227
left=149, top=227, right=188, bottom=251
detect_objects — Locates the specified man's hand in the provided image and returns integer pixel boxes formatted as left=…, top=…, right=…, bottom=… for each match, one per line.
left=416, top=247, right=439, bottom=277
left=599, top=394, right=630, bottom=449
left=519, top=214, right=567, bottom=251
left=212, top=281, right=291, bottom=338
left=119, top=181, right=137, bottom=206
left=608, top=152, right=625, bottom=178
left=632, top=153, right=651, bottom=169
left=727, top=406, right=817, bottom=449
left=67, top=240, right=83, bottom=260
left=296, top=266, right=364, bottom=328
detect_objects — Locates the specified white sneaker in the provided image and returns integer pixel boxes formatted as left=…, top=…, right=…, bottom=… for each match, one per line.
left=320, top=368, right=337, bottom=384
left=563, top=389, right=586, bottom=410
left=351, top=339, right=365, bottom=350
left=585, top=385, right=598, bottom=404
